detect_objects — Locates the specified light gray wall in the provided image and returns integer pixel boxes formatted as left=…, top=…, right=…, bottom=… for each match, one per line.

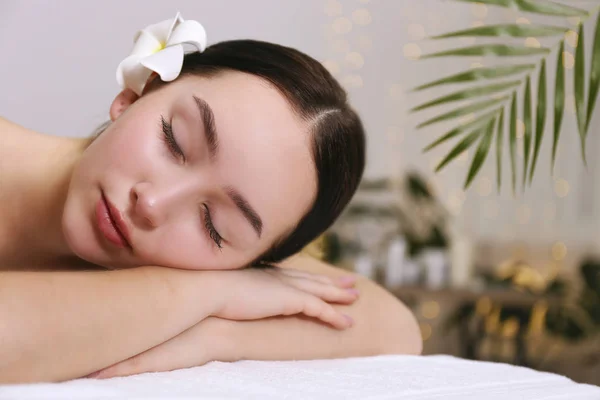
left=2, top=0, right=599, bottom=254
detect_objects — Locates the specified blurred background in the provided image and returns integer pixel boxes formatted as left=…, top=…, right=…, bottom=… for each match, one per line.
left=1, top=0, right=599, bottom=387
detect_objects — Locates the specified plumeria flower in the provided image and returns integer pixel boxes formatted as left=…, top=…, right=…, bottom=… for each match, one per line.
left=116, top=12, right=207, bottom=96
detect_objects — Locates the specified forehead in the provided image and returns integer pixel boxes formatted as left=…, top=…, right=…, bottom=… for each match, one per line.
left=173, top=72, right=317, bottom=237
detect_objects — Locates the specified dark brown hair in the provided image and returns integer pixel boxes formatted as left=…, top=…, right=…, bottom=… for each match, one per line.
left=144, top=40, right=366, bottom=265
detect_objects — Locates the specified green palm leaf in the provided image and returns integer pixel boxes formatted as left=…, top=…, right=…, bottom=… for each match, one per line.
left=422, top=44, right=550, bottom=59
left=529, top=59, right=547, bottom=184
left=510, top=93, right=518, bottom=193
left=409, top=0, right=600, bottom=192
left=417, top=97, right=509, bottom=129
left=423, top=109, right=501, bottom=151
left=552, top=41, right=565, bottom=173
left=575, top=23, right=588, bottom=164
left=465, top=119, right=496, bottom=189
left=435, top=128, right=485, bottom=172
left=586, top=12, right=600, bottom=132
left=523, top=77, right=532, bottom=188
left=454, top=0, right=588, bottom=17
left=496, top=109, right=505, bottom=191
left=413, top=65, right=535, bottom=91
left=412, top=81, right=519, bottom=111
left=432, top=24, right=567, bottom=39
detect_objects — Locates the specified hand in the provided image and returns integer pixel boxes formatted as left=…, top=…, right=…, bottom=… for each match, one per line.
left=86, top=317, right=230, bottom=379
left=87, top=270, right=359, bottom=379
left=212, top=267, right=359, bottom=330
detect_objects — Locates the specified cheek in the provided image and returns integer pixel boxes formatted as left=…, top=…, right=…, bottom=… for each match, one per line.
left=90, top=120, right=161, bottom=176
left=134, top=220, right=264, bottom=271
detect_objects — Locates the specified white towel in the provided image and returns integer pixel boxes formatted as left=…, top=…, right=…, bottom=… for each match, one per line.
left=1, top=355, right=599, bottom=399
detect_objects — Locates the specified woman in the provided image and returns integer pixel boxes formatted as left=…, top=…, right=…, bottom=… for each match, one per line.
left=0, top=14, right=421, bottom=383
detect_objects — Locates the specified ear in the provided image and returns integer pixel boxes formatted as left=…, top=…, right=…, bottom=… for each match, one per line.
left=109, top=88, right=139, bottom=121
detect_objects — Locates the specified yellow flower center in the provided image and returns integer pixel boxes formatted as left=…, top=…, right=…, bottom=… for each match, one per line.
left=152, top=42, right=166, bottom=54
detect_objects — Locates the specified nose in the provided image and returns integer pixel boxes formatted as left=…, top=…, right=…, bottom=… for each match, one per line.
left=130, top=181, right=198, bottom=229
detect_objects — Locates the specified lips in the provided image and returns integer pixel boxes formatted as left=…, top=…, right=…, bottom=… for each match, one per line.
left=96, top=192, right=132, bottom=249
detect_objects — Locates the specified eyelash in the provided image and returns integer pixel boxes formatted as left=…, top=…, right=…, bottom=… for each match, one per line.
left=160, top=116, right=185, bottom=161
left=161, top=116, right=222, bottom=249
left=203, top=204, right=223, bottom=249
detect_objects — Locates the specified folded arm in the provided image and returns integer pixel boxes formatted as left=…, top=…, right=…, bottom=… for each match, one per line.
left=94, top=255, right=422, bottom=379
left=0, top=264, right=355, bottom=383
left=0, top=267, right=217, bottom=383
left=220, top=255, right=422, bottom=361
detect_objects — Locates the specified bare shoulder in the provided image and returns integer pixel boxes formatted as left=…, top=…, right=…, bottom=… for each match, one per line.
left=0, top=117, right=43, bottom=163
left=0, top=117, right=36, bottom=138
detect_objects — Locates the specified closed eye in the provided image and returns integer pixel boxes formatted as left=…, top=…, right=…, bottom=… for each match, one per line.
left=202, top=204, right=223, bottom=249
left=161, top=115, right=185, bottom=161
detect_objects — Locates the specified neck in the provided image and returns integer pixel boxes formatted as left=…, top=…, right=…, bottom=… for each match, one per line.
left=3, top=131, right=92, bottom=268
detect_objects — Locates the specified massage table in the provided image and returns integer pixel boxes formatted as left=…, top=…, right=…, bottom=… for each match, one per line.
left=1, top=355, right=599, bottom=399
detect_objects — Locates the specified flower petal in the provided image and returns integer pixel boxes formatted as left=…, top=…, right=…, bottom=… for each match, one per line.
left=130, top=30, right=163, bottom=57
left=136, top=12, right=183, bottom=45
left=117, top=55, right=153, bottom=96
left=166, top=20, right=207, bottom=52
left=140, top=45, right=184, bottom=82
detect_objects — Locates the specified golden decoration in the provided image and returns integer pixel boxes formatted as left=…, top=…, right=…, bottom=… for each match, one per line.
left=551, top=242, right=567, bottom=261
left=421, top=301, right=440, bottom=319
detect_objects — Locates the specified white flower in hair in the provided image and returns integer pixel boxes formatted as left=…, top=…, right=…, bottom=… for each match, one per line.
left=116, top=12, right=207, bottom=96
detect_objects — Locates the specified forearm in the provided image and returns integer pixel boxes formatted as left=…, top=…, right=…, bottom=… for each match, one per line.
left=210, top=269, right=422, bottom=362
left=0, top=267, right=218, bottom=383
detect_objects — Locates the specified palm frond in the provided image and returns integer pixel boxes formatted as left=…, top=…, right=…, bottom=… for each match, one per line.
left=510, top=93, right=518, bottom=193
left=529, top=59, right=547, bottom=184
left=523, top=77, right=533, bottom=189
left=412, top=81, right=519, bottom=111
left=413, top=65, right=535, bottom=91
left=417, top=97, right=509, bottom=129
left=453, top=0, right=588, bottom=17
left=410, top=0, right=600, bottom=192
left=587, top=12, right=600, bottom=132
left=423, top=108, right=501, bottom=151
left=465, top=119, right=496, bottom=189
left=422, top=44, right=550, bottom=58
left=496, top=109, right=505, bottom=191
left=575, top=23, right=588, bottom=166
left=432, top=24, right=567, bottom=39
left=552, top=40, right=565, bottom=173
left=435, top=128, right=484, bottom=172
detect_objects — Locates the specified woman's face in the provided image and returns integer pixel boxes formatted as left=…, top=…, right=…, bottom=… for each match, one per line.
left=63, top=71, right=317, bottom=270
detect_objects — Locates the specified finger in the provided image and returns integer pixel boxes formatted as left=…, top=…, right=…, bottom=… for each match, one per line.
left=281, top=276, right=359, bottom=305
left=88, top=354, right=149, bottom=379
left=278, top=269, right=335, bottom=285
left=279, top=269, right=357, bottom=288
left=88, top=327, right=208, bottom=379
left=298, top=294, right=354, bottom=330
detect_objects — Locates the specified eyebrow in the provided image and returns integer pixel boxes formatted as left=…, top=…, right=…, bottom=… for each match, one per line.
left=193, top=96, right=218, bottom=158
left=225, top=186, right=263, bottom=238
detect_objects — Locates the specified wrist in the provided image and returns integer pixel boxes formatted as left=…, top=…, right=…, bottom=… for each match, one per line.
left=200, top=317, right=241, bottom=363
left=137, top=267, right=224, bottom=320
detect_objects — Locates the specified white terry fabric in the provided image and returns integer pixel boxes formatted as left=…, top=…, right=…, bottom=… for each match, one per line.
left=1, top=355, right=599, bottom=400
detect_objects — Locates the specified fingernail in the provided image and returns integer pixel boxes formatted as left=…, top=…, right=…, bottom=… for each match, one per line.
left=344, top=314, right=354, bottom=326
left=346, top=288, right=359, bottom=296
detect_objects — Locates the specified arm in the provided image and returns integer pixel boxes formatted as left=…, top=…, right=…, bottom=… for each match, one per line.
left=93, top=255, right=421, bottom=379
left=0, top=267, right=218, bottom=383
left=221, top=255, right=422, bottom=360
left=0, top=265, right=354, bottom=383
